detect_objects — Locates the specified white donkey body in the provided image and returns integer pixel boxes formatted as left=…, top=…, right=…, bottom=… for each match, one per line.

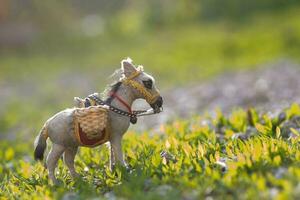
left=34, top=58, right=163, bottom=184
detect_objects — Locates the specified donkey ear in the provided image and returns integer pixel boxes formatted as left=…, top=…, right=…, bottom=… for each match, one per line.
left=121, top=57, right=137, bottom=77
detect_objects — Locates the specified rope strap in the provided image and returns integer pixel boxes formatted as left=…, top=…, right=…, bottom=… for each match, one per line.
left=121, top=70, right=159, bottom=105
left=122, top=79, right=159, bottom=104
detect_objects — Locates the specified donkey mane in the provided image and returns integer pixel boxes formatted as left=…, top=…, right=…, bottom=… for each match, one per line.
left=104, top=81, right=122, bottom=104
left=101, top=68, right=124, bottom=99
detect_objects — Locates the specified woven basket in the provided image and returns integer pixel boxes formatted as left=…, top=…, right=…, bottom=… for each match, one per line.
left=74, top=106, right=108, bottom=140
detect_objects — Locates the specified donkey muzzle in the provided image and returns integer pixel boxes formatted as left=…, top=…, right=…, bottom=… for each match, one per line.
left=151, top=96, right=163, bottom=113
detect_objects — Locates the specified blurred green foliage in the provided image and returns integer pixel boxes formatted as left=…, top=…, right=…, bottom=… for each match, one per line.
left=2, top=6, right=300, bottom=83
left=1, top=1, right=300, bottom=87
left=9, top=0, right=300, bottom=29
left=1, top=105, right=300, bottom=199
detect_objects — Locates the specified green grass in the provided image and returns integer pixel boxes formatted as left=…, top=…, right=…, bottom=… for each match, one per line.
left=1, top=104, right=300, bottom=199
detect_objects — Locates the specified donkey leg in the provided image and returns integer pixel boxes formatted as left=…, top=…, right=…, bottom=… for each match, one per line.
left=110, top=136, right=128, bottom=169
left=64, top=147, right=80, bottom=179
left=46, top=143, right=65, bottom=184
left=109, top=142, right=116, bottom=171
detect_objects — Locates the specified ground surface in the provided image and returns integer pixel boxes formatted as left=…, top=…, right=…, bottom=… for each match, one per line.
left=1, top=104, right=300, bottom=199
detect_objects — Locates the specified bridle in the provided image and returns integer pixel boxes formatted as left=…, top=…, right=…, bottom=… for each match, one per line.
left=86, top=70, right=161, bottom=124
left=121, top=70, right=160, bottom=105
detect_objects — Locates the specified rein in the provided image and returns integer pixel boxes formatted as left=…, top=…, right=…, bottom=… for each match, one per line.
left=88, top=93, right=147, bottom=124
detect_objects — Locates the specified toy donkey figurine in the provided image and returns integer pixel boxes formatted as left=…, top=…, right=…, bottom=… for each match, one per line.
left=34, top=58, right=163, bottom=184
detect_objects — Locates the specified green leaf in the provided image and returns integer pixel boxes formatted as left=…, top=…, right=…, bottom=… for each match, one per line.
left=255, top=123, right=268, bottom=135
left=276, top=127, right=281, bottom=138
left=290, top=128, right=300, bottom=136
left=5, top=147, right=14, bottom=161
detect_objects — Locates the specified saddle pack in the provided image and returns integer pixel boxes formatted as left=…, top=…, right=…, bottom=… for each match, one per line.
left=73, top=104, right=110, bottom=147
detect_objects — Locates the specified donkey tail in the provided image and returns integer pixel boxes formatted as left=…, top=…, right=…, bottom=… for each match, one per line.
left=34, top=123, right=49, bottom=161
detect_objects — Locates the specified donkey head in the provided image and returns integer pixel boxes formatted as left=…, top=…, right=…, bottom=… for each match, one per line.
left=121, top=58, right=163, bottom=113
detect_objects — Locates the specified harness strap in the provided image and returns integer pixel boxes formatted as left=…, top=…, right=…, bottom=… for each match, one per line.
left=110, top=92, right=132, bottom=113
left=125, top=70, right=142, bottom=80
left=122, top=79, right=159, bottom=104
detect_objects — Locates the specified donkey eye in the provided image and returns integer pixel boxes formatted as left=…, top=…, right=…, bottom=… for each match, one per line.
left=143, top=80, right=153, bottom=89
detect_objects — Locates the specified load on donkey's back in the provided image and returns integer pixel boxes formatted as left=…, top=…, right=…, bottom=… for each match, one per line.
left=33, top=58, right=163, bottom=184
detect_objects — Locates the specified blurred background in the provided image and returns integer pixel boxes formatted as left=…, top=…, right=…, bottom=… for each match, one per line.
left=1, top=0, right=300, bottom=141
